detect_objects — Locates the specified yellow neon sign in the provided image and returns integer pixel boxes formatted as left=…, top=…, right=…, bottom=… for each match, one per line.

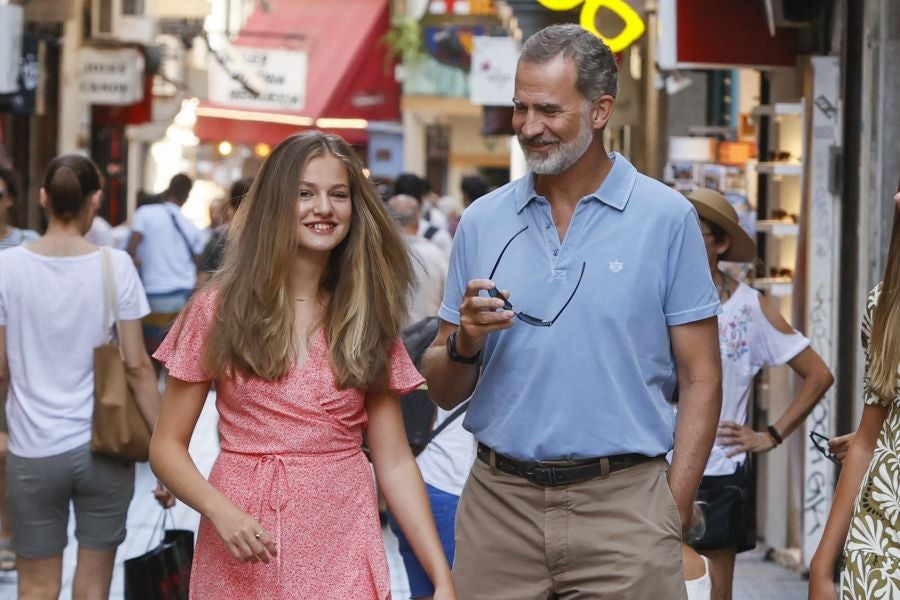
left=537, top=0, right=646, bottom=53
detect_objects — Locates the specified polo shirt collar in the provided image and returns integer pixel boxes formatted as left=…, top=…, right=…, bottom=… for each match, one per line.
left=514, top=151, right=638, bottom=214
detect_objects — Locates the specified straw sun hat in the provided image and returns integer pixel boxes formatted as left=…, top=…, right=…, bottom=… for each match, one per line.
left=684, top=187, right=757, bottom=263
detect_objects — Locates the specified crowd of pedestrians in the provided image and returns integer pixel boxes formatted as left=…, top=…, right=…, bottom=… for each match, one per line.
left=0, top=22, right=896, bottom=600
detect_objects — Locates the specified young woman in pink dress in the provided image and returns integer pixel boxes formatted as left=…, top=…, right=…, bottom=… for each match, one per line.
left=149, top=132, right=456, bottom=599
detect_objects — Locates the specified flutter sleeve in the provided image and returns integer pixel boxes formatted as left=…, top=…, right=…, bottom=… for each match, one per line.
left=386, top=339, right=426, bottom=396
left=153, top=288, right=218, bottom=383
left=861, top=283, right=892, bottom=407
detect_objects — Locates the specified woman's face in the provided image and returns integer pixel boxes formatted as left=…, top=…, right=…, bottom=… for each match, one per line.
left=295, top=153, right=352, bottom=256
left=699, top=218, right=731, bottom=270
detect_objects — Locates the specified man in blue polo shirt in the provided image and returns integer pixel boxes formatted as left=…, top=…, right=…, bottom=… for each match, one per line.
left=422, top=24, right=722, bottom=598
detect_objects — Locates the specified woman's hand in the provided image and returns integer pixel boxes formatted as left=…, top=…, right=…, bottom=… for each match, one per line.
left=207, top=500, right=277, bottom=563
left=718, top=420, right=777, bottom=456
left=153, top=481, right=176, bottom=508
left=828, top=433, right=855, bottom=463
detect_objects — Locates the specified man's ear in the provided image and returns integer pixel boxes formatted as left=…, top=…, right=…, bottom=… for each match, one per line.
left=591, top=95, right=616, bottom=130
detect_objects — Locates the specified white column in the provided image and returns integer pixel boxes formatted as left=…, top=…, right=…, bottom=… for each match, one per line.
left=801, top=55, right=842, bottom=568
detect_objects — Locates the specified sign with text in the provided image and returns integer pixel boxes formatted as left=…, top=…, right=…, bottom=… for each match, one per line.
left=209, top=47, right=307, bottom=112
left=469, top=36, right=518, bottom=106
left=78, top=48, right=145, bottom=105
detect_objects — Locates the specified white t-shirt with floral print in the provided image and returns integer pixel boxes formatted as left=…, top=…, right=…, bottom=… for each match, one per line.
left=705, top=282, right=809, bottom=476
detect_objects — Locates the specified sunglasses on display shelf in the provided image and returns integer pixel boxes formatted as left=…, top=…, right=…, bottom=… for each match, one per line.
left=769, top=267, right=794, bottom=279
left=487, top=225, right=586, bottom=327
left=770, top=209, right=798, bottom=223
left=808, top=431, right=841, bottom=465
left=767, top=150, right=794, bottom=162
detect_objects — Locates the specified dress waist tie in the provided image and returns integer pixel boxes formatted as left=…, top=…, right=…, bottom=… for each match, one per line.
left=251, top=455, right=288, bottom=582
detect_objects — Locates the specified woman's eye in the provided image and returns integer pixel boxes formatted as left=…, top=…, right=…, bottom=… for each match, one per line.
left=331, top=191, right=349, bottom=200
left=298, top=190, right=313, bottom=199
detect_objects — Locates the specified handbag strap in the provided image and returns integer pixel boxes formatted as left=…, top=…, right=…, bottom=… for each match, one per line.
left=145, top=508, right=177, bottom=551
left=165, top=204, right=197, bottom=264
left=425, top=400, right=469, bottom=446
left=99, top=247, right=123, bottom=352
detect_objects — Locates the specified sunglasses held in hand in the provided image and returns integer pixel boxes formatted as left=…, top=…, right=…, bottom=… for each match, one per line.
left=808, top=431, right=840, bottom=465
left=487, top=225, right=586, bottom=327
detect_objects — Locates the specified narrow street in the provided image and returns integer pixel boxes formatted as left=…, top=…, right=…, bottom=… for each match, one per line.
left=0, top=392, right=810, bottom=599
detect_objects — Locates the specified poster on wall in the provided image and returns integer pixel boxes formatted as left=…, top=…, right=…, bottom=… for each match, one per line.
left=469, top=36, right=518, bottom=106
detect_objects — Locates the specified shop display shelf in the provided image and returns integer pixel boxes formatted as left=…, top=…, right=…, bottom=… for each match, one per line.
left=756, top=162, right=802, bottom=176
left=751, top=102, right=804, bottom=118
left=756, top=220, right=799, bottom=236
left=753, top=277, right=793, bottom=297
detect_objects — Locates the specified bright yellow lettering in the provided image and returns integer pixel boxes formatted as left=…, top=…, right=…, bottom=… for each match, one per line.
left=579, top=0, right=646, bottom=53
left=537, top=0, right=585, bottom=10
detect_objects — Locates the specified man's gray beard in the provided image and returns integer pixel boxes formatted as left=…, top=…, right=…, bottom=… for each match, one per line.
left=519, top=114, right=594, bottom=175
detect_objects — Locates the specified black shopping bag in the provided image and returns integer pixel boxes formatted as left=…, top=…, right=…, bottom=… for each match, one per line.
left=124, top=509, right=194, bottom=600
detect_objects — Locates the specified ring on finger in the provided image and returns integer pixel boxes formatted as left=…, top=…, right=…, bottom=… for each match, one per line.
left=254, top=530, right=263, bottom=540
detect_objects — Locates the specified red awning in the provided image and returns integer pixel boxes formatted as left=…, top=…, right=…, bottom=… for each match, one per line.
left=194, top=0, right=398, bottom=147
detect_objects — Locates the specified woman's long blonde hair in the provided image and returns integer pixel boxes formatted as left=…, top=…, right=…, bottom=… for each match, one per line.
left=869, top=185, right=900, bottom=400
left=204, top=132, right=413, bottom=390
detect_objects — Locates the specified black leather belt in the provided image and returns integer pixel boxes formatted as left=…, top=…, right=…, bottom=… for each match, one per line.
left=476, top=443, right=654, bottom=487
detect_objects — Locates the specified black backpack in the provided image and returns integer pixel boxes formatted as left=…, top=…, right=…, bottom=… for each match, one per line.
left=399, top=317, right=467, bottom=454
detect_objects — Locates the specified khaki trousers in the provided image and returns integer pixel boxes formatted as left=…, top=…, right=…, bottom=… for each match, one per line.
left=453, top=456, right=687, bottom=600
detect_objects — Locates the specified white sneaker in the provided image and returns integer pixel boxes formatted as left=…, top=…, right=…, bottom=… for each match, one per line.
left=685, top=555, right=711, bottom=600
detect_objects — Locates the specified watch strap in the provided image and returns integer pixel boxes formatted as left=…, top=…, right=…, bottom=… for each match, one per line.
left=446, top=331, right=481, bottom=364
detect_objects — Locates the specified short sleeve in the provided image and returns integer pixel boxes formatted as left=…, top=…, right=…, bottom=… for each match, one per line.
left=664, top=209, right=721, bottom=326
left=153, top=288, right=218, bottom=382
left=386, top=339, right=425, bottom=396
left=438, top=222, right=468, bottom=325
left=111, top=250, right=150, bottom=320
left=861, top=283, right=891, bottom=407
left=131, top=205, right=149, bottom=235
left=749, top=293, right=810, bottom=369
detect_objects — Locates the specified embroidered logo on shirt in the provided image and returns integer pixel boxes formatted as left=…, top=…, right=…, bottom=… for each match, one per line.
left=609, top=259, right=624, bottom=273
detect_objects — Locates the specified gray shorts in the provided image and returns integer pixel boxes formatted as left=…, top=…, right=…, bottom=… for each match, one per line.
left=7, top=443, right=135, bottom=558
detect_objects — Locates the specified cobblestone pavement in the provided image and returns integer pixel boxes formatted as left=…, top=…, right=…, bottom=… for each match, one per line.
left=0, top=392, right=813, bottom=599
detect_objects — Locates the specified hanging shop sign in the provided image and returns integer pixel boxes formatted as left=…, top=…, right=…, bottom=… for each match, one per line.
left=0, top=33, right=38, bottom=115
left=470, top=36, right=518, bottom=106
left=0, top=5, right=24, bottom=94
left=78, top=48, right=146, bottom=105
left=657, top=0, right=796, bottom=70
left=209, top=47, right=307, bottom=112
left=536, top=0, right=645, bottom=53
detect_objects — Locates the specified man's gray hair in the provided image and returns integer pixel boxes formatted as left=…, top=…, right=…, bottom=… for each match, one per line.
left=519, top=24, right=618, bottom=101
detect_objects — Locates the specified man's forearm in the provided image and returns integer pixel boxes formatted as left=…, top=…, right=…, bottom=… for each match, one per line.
left=669, top=379, right=721, bottom=524
left=421, top=344, right=479, bottom=410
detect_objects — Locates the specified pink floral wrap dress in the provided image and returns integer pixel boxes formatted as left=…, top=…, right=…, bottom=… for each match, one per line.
left=154, top=289, right=424, bottom=599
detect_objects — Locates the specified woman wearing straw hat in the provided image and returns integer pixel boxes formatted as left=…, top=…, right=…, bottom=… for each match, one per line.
left=683, top=188, right=834, bottom=600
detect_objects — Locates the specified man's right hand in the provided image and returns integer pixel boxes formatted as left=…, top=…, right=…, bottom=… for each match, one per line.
left=456, top=279, right=516, bottom=357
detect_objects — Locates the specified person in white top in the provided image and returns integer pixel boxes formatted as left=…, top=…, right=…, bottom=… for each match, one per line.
left=126, top=173, right=205, bottom=356
left=387, top=194, right=449, bottom=326
left=392, top=173, right=454, bottom=258
left=0, top=154, right=170, bottom=599
left=387, top=193, right=474, bottom=598
left=0, top=165, right=39, bottom=571
left=684, top=188, right=834, bottom=600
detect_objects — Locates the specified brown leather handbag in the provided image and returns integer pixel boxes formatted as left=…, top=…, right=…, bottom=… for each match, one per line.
left=91, top=247, right=151, bottom=462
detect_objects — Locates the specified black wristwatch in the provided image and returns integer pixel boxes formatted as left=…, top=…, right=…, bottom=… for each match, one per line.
left=446, top=331, right=481, bottom=364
